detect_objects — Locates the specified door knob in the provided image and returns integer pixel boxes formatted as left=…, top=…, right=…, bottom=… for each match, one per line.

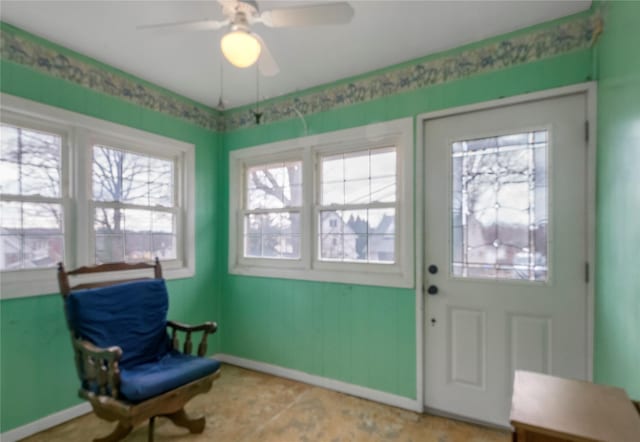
left=428, top=265, right=438, bottom=274
left=427, top=285, right=438, bottom=295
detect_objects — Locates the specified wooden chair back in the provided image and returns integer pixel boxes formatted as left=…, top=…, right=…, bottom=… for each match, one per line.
left=57, top=258, right=163, bottom=298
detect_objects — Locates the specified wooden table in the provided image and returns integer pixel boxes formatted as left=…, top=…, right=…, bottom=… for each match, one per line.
left=510, top=371, right=640, bottom=442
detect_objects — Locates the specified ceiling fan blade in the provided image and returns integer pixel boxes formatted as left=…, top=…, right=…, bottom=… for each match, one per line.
left=253, top=33, right=279, bottom=77
left=259, top=2, right=354, bottom=28
left=137, top=18, right=230, bottom=32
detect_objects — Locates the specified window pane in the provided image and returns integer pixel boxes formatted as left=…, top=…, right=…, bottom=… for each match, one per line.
left=344, top=151, right=369, bottom=180
left=321, top=181, right=344, bottom=205
left=0, top=201, right=64, bottom=269
left=151, top=212, right=176, bottom=260
left=451, top=131, right=548, bottom=281
left=318, top=208, right=395, bottom=263
left=94, top=207, right=176, bottom=263
left=246, top=161, right=302, bottom=210
left=242, top=211, right=301, bottom=259
left=370, top=177, right=396, bottom=203
left=321, top=154, right=344, bottom=183
left=92, top=145, right=174, bottom=207
left=345, top=179, right=370, bottom=204
left=370, top=147, right=396, bottom=179
left=320, top=147, right=397, bottom=206
left=0, top=124, right=62, bottom=197
left=94, top=208, right=123, bottom=263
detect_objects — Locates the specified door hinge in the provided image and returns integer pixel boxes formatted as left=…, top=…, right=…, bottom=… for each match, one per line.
left=585, top=262, right=590, bottom=283
left=585, top=120, right=590, bottom=143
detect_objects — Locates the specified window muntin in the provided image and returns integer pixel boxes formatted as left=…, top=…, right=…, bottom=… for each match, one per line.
left=242, top=161, right=302, bottom=260
left=318, top=147, right=397, bottom=264
left=92, top=145, right=178, bottom=264
left=0, top=123, right=64, bottom=270
left=451, top=131, right=548, bottom=281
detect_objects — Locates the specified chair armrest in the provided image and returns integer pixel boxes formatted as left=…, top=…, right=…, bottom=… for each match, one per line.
left=72, top=338, right=122, bottom=399
left=167, top=320, right=218, bottom=357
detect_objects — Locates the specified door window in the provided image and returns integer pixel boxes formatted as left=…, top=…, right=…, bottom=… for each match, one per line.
left=451, top=131, right=548, bottom=281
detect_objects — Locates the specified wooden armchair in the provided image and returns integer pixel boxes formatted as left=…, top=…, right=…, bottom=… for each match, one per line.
left=58, top=259, right=221, bottom=442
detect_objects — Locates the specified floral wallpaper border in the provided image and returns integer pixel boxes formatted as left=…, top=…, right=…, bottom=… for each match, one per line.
left=1, top=11, right=601, bottom=133
left=224, top=12, right=602, bottom=131
left=0, top=23, right=223, bottom=131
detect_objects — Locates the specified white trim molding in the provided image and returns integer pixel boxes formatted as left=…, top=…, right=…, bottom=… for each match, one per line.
left=0, top=402, right=91, bottom=442
left=215, top=353, right=422, bottom=412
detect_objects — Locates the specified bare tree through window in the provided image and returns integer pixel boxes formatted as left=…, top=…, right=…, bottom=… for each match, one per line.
left=92, top=145, right=176, bottom=263
left=244, top=161, right=302, bottom=259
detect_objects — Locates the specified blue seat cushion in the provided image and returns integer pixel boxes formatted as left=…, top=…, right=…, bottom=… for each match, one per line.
left=65, top=279, right=171, bottom=369
left=119, top=351, right=221, bottom=402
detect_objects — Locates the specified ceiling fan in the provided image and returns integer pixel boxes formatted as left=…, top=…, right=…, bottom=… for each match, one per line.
left=138, top=0, right=355, bottom=76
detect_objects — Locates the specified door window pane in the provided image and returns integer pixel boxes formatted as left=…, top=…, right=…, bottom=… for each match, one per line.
left=451, top=131, right=548, bottom=281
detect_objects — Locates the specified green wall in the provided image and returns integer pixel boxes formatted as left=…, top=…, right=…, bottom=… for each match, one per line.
left=594, top=1, right=640, bottom=400
left=3, top=0, right=639, bottom=435
left=0, top=60, right=221, bottom=432
left=220, top=42, right=594, bottom=399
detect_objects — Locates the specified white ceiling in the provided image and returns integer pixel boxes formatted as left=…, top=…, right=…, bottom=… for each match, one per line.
left=2, top=1, right=591, bottom=109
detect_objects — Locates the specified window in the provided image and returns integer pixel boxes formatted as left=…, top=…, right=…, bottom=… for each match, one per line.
left=451, top=131, right=548, bottom=281
left=243, top=160, right=302, bottom=259
left=0, top=94, right=195, bottom=299
left=318, top=147, right=397, bottom=263
left=92, top=145, right=178, bottom=264
left=229, top=118, right=413, bottom=288
left=1, top=123, right=66, bottom=270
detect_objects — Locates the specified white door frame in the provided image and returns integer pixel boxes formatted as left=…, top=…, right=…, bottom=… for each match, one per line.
left=414, top=82, right=597, bottom=411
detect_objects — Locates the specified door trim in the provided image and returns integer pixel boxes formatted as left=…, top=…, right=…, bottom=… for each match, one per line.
left=414, top=82, right=597, bottom=411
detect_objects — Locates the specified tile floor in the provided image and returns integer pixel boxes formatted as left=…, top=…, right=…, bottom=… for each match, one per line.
left=23, top=364, right=510, bottom=441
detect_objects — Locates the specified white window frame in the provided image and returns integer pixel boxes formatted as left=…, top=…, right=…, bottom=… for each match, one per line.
left=229, top=118, right=414, bottom=288
left=0, top=93, right=195, bottom=299
left=236, top=149, right=307, bottom=269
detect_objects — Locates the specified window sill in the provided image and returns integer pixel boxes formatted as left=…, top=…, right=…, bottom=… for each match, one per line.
left=229, top=263, right=414, bottom=289
left=0, top=265, right=195, bottom=300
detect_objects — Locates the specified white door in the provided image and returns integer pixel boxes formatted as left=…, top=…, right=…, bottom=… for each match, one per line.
left=423, top=93, right=589, bottom=426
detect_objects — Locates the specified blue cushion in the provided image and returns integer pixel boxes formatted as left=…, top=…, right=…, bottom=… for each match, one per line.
left=119, top=351, right=221, bottom=402
left=66, top=279, right=171, bottom=369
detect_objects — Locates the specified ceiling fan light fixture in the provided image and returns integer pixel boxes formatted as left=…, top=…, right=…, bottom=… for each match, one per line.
left=221, top=29, right=261, bottom=68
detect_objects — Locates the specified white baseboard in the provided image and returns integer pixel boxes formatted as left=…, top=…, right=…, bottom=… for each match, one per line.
left=214, top=353, right=422, bottom=412
left=0, top=402, right=91, bottom=442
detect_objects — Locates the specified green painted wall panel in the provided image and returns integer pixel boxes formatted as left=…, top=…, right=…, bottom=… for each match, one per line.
left=220, top=48, right=593, bottom=399
left=222, top=276, right=416, bottom=396
left=594, top=1, right=640, bottom=401
left=0, top=62, right=220, bottom=432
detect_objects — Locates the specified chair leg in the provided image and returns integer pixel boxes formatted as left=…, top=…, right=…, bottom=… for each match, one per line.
left=148, top=416, right=156, bottom=442
left=164, top=408, right=206, bottom=434
left=94, top=422, right=133, bottom=442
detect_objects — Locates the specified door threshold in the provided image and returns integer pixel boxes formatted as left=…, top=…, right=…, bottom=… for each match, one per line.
left=423, top=406, right=512, bottom=432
